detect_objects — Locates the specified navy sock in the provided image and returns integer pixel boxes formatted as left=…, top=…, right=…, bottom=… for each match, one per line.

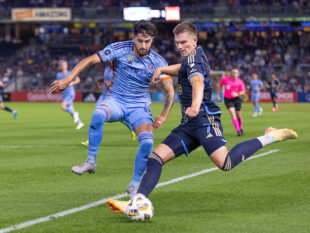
left=222, top=138, right=262, bottom=171
left=137, top=152, right=163, bottom=197
left=4, top=107, right=12, bottom=113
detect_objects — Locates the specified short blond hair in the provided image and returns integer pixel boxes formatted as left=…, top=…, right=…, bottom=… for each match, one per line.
left=173, top=21, right=197, bottom=36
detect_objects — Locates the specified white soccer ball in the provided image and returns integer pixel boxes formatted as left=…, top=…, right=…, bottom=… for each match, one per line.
left=126, top=194, right=154, bottom=222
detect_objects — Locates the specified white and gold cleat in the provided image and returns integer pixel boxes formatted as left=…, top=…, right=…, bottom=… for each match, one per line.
left=265, top=127, right=298, bottom=142
left=107, top=199, right=130, bottom=214
left=81, top=140, right=89, bottom=147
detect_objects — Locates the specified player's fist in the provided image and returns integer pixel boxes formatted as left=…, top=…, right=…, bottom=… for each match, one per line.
left=49, top=79, right=70, bottom=93
left=216, top=95, right=221, bottom=102
left=151, top=68, right=162, bottom=83
left=185, top=107, right=199, bottom=117
left=153, top=115, right=166, bottom=129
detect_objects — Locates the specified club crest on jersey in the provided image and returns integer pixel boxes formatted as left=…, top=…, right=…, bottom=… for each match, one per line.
left=189, top=63, right=195, bottom=68
left=147, top=63, right=155, bottom=72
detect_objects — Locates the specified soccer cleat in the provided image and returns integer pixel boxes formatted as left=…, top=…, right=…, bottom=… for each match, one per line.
left=265, top=127, right=298, bottom=142
left=81, top=140, right=89, bottom=147
left=126, top=184, right=138, bottom=199
left=107, top=199, right=130, bottom=214
left=12, top=110, right=17, bottom=120
left=272, top=108, right=276, bottom=112
left=72, top=161, right=96, bottom=175
left=252, top=112, right=258, bottom=117
left=76, top=122, right=84, bottom=130
left=258, top=108, right=263, bottom=115
left=240, top=129, right=244, bottom=135
left=73, top=112, right=79, bottom=123
left=275, top=105, right=279, bottom=112
left=237, top=130, right=242, bottom=136
left=131, top=131, right=137, bottom=141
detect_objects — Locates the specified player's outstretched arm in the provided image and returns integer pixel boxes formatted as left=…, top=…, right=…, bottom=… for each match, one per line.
left=152, top=64, right=181, bottom=83
left=153, top=78, right=175, bottom=129
left=50, top=54, right=101, bottom=93
left=69, top=77, right=80, bottom=86
left=185, top=75, right=204, bottom=117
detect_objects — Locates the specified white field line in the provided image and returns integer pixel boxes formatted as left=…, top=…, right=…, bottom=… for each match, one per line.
left=0, top=149, right=279, bottom=233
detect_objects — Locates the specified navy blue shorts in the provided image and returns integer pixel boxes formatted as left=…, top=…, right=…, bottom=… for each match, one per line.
left=162, top=114, right=226, bottom=157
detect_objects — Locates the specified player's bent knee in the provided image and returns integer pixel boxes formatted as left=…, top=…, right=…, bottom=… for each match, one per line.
left=90, top=107, right=110, bottom=126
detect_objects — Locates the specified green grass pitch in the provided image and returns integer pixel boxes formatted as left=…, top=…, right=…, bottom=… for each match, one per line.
left=0, top=102, right=309, bottom=233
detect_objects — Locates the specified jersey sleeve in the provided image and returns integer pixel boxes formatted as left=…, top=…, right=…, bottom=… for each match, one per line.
left=56, top=73, right=61, bottom=80
left=154, top=55, right=171, bottom=81
left=185, top=61, right=204, bottom=80
left=97, top=43, right=120, bottom=63
left=219, top=77, right=226, bottom=86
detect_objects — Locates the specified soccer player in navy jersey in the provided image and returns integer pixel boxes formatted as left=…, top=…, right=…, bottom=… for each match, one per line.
left=107, top=21, right=297, bottom=214
left=50, top=20, right=175, bottom=198
left=56, top=60, right=84, bottom=129
left=0, top=78, right=17, bottom=119
left=267, top=73, right=280, bottom=112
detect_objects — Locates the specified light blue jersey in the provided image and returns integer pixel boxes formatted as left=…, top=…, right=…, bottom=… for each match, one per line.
left=97, top=40, right=168, bottom=103
left=56, top=71, right=75, bottom=103
left=250, top=79, right=263, bottom=102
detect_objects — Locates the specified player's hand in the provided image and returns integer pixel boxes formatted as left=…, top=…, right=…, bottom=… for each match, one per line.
left=216, top=95, right=221, bottom=102
left=49, top=79, right=70, bottom=93
left=153, top=115, right=166, bottom=129
left=231, top=92, right=238, bottom=97
left=151, top=68, right=162, bottom=83
left=185, top=106, right=199, bottom=117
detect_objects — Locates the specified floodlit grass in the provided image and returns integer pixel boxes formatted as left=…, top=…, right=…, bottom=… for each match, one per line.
left=0, top=102, right=309, bottom=233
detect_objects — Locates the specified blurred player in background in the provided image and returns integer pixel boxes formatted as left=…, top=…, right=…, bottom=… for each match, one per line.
left=56, top=60, right=84, bottom=130
left=217, top=68, right=245, bottom=136
left=0, top=78, right=17, bottom=119
left=267, top=73, right=280, bottom=112
left=81, top=61, right=136, bottom=147
left=249, top=73, right=264, bottom=117
left=50, top=20, right=175, bottom=198
left=107, top=21, right=298, bottom=214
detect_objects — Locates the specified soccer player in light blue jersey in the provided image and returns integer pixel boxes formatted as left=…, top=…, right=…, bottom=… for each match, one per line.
left=56, top=60, right=84, bottom=129
left=81, top=61, right=137, bottom=147
left=50, top=20, right=175, bottom=198
left=249, top=73, right=264, bottom=117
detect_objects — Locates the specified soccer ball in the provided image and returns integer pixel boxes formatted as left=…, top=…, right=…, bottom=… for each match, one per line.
left=126, top=194, right=154, bottom=222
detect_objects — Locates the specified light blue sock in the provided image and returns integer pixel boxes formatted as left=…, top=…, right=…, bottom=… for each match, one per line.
left=65, top=105, right=74, bottom=116
left=132, top=132, right=153, bottom=184
left=88, top=107, right=109, bottom=164
left=255, top=104, right=260, bottom=113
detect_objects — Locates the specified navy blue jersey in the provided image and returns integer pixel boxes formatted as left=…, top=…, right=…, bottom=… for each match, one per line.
left=177, top=46, right=221, bottom=122
left=268, top=79, right=280, bottom=93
